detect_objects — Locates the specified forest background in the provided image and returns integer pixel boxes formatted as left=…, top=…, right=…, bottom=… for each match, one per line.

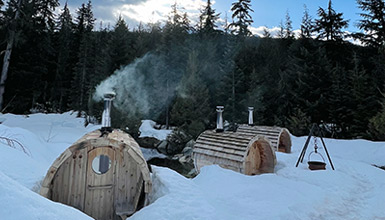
left=1, top=0, right=385, bottom=141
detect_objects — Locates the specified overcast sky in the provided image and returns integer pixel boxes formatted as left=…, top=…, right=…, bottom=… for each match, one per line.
left=60, top=0, right=362, bottom=36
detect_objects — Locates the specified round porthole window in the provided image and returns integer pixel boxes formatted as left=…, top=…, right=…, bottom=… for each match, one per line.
left=92, top=155, right=111, bottom=174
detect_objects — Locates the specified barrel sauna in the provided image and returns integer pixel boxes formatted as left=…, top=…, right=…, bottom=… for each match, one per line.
left=237, top=125, right=292, bottom=153
left=40, top=129, right=151, bottom=220
left=193, top=130, right=277, bottom=175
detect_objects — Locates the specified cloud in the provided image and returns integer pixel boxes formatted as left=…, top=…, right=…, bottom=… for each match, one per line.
left=250, top=26, right=301, bottom=38
left=60, top=0, right=206, bottom=29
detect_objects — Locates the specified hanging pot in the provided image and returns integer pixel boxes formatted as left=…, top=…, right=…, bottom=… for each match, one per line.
left=308, top=151, right=326, bottom=170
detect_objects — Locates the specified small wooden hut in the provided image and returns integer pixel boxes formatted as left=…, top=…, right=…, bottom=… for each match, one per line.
left=40, top=129, right=151, bottom=220
left=237, top=125, right=292, bottom=153
left=193, top=130, right=277, bottom=175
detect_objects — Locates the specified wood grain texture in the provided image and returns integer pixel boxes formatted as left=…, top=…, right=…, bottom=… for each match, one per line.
left=193, top=129, right=276, bottom=175
left=237, top=125, right=292, bottom=153
left=39, top=129, right=151, bottom=220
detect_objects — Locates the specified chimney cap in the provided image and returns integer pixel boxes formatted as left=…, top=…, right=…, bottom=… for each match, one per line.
left=248, top=106, right=254, bottom=111
left=104, top=92, right=116, bottom=100
left=216, top=106, right=224, bottom=110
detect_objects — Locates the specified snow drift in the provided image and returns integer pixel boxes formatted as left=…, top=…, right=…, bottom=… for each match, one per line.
left=0, top=112, right=383, bottom=220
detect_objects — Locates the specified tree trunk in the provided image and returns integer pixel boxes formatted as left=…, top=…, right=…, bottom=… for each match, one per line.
left=0, top=0, right=23, bottom=110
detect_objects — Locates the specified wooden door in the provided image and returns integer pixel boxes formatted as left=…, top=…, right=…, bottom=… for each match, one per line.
left=84, top=147, right=116, bottom=220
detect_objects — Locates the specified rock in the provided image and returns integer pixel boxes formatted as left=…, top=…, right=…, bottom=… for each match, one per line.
left=157, top=140, right=169, bottom=155
left=182, top=146, right=193, bottom=156
left=185, top=140, right=195, bottom=149
left=187, top=168, right=198, bottom=178
left=137, top=137, right=161, bottom=149
left=166, top=130, right=190, bottom=155
left=178, top=155, right=193, bottom=164
left=172, top=154, right=183, bottom=160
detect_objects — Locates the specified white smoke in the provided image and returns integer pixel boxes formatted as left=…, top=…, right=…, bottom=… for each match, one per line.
left=94, top=54, right=153, bottom=116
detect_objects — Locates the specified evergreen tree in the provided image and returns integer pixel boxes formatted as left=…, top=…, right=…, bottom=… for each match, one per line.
left=51, top=2, right=74, bottom=111
left=262, top=26, right=271, bottom=38
left=348, top=54, right=377, bottom=137
left=0, top=0, right=23, bottom=110
left=284, top=11, right=294, bottom=39
left=328, top=64, right=352, bottom=136
left=199, top=0, right=220, bottom=34
left=290, top=43, right=333, bottom=123
left=71, top=0, right=96, bottom=112
left=165, top=2, right=190, bottom=35
left=277, top=20, right=285, bottom=38
left=355, top=0, right=385, bottom=49
left=171, top=50, right=211, bottom=138
left=300, top=4, right=313, bottom=39
left=109, top=16, right=132, bottom=72
left=229, top=0, right=254, bottom=36
left=33, top=0, right=60, bottom=106
left=313, top=0, right=349, bottom=41
left=0, top=0, right=4, bottom=22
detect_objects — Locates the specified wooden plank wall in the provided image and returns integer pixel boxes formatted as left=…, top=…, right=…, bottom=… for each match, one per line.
left=43, top=129, right=152, bottom=220
left=51, top=146, right=88, bottom=210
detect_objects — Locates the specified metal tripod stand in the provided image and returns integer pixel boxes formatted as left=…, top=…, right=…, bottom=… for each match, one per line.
left=295, top=123, right=335, bottom=170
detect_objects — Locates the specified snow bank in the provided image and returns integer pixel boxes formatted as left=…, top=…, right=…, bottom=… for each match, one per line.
left=0, top=171, right=92, bottom=220
left=292, top=136, right=385, bottom=167
left=129, top=136, right=385, bottom=220
left=0, top=112, right=100, bottom=189
left=139, top=120, right=172, bottom=140
left=0, top=112, right=384, bottom=220
left=130, top=162, right=385, bottom=220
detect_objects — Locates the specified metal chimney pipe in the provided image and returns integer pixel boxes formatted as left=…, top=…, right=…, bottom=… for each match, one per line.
left=101, top=92, right=116, bottom=129
left=248, top=107, right=254, bottom=126
left=216, top=106, right=224, bottom=132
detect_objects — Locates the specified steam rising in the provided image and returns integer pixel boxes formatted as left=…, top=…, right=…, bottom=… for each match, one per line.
left=94, top=53, right=180, bottom=119
left=95, top=54, right=151, bottom=116
left=94, top=38, right=237, bottom=121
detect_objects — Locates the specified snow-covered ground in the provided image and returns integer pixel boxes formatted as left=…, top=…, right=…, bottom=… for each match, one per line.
left=139, top=119, right=172, bottom=140
left=0, top=112, right=384, bottom=220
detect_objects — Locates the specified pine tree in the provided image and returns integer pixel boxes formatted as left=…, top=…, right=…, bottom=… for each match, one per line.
left=0, top=0, right=4, bottom=22
left=164, top=2, right=190, bottom=35
left=51, top=2, right=74, bottom=111
left=313, top=0, right=349, bottom=41
left=284, top=11, right=294, bottom=39
left=277, top=20, right=285, bottom=38
left=262, top=27, right=271, bottom=38
left=109, top=16, right=132, bottom=72
left=4, top=0, right=59, bottom=111
left=171, top=50, right=211, bottom=138
left=300, top=4, right=313, bottom=39
left=290, top=43, right=333, bottom=123
left=0, top=0, right=23, bottom=110
left=229, top=0, right=254, bottom=36
left=71, top=0, right=96, bottom=112
left=355, top=0, right=385, bottom=49
left=199, top=0, right=220, bottom=34
left=348, top=54, right=377, bottom=137
left=328, top=64, right=352, bottom=136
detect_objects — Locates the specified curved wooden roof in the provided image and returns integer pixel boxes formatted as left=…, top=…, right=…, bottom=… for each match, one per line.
left=193, top=129, right=277, bottom=174
left=40, top=129, right=151, bottom=197
left=237, top=125, right=292, bottom=152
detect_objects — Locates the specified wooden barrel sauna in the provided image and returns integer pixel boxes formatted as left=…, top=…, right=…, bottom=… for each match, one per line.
left=237, top=125, right=292, bottom=153
left=40, top=129, right=152, bottom=220
left=193, top=130, right=276, bottom=175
